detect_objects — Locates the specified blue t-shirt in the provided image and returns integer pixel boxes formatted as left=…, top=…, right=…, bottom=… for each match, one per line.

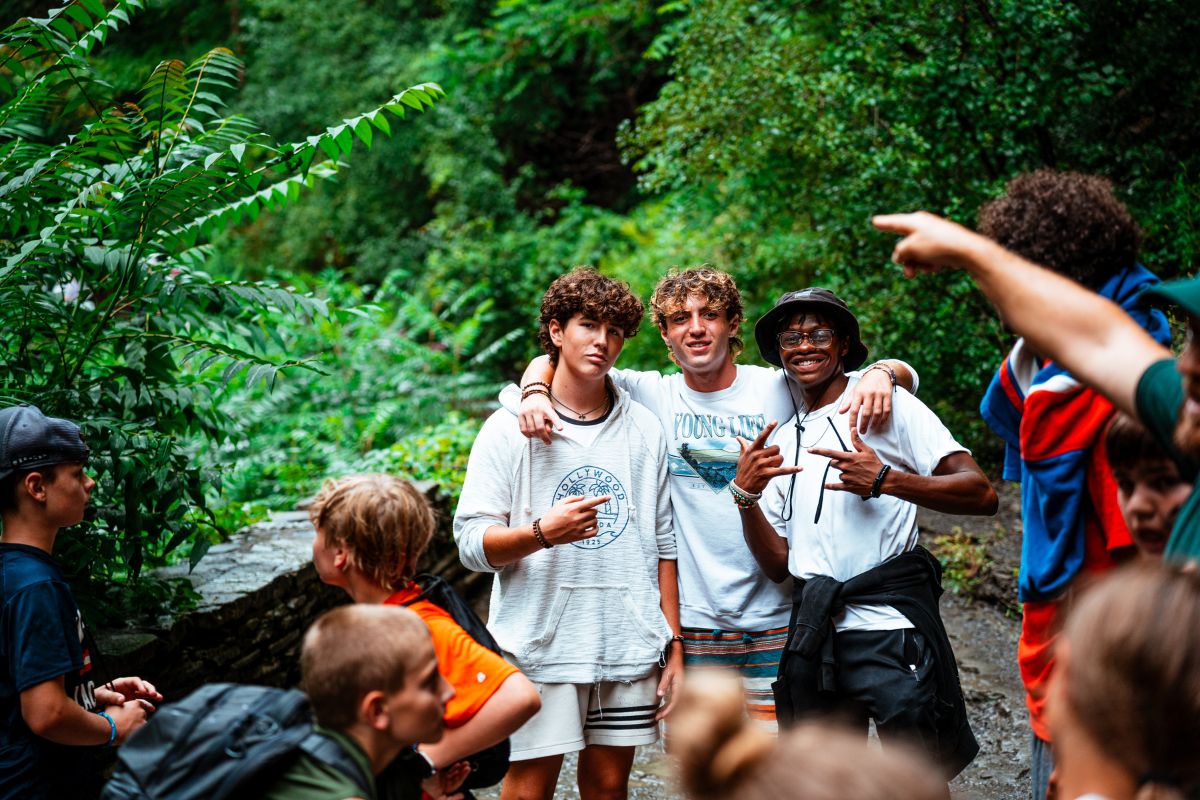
left=0, top=543, right=98, bottom=800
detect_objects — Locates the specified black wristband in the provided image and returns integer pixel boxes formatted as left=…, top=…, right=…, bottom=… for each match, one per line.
left=869, top=464, right=892, bottom=498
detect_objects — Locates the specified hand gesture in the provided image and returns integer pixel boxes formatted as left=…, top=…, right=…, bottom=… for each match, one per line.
left=839, top=369, right=893, bottom=433
left=106, top=698, right=152, bottom=745
left=518, top=391, right=562, bottom=444
left=422, top=760, right=471, bottom=800
left=872, top=212, right=988, bottom=277
left=539, top=494, right=612, bottom=545
left=808, top=427, right=886, bottom=498
left=96, top=676, right=162, bottom=709
left=734, top=421, right=801, bottom=496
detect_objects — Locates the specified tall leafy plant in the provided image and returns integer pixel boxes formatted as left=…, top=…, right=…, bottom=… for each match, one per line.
left=0, top=1, right=444, bottom=621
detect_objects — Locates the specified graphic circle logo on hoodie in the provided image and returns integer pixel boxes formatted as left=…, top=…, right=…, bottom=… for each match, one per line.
left=554, top=466, right=628, bottom=550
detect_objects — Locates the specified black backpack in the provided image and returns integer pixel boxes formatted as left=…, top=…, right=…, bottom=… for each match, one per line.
left=400, top=574, right=510, bottom=791
left=101, top=683, right=371, bottom=800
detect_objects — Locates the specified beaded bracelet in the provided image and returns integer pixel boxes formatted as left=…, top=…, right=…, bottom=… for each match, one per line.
left=864, top=362, right=898, bottom=389
left=729, top=480, right=762, bottom=509
left=531, top=518, right=553, bottom=549
left=522, top=381, right=551, bottom=394
left=521, top=387, right=550, bottom=401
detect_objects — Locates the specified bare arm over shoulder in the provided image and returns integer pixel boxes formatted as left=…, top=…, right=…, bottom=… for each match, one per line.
left=873, top=212, right=1169, bottom=419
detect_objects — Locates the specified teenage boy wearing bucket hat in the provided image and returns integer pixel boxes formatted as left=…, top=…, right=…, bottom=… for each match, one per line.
left=875, top=210, right=1200, bottom=563
left=733, top=288, right=996, bottom=779
left=0, top=405, right=161, bottom=800
left=507, top=268, right=918, bottom=731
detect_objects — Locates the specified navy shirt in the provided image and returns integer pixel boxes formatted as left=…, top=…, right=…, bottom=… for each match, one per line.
left=1, top=543, right=97, bottom=799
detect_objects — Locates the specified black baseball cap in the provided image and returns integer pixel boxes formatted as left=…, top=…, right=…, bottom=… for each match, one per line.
left=753, top=287, right=869, bottom=370
left=0, top=405, right=89, bottom=481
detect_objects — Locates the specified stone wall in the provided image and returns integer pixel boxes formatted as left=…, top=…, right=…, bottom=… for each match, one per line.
left=97, top=482, right=468, bottom=699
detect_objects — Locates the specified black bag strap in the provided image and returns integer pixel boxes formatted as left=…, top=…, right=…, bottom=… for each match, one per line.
left=299, top=731, right=372, bottom=796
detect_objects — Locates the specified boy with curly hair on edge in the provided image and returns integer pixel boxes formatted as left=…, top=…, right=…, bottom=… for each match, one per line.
left=973, top=170, right=1170, bottom=800
left=454, top=267, right=683, bottom=800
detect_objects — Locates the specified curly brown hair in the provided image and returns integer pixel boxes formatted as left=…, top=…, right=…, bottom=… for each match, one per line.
left=651, top=266, right=745, bottom=361
left=538, top=267, right=644, bottom=364
left=977, top=170, right=1142, bottom=290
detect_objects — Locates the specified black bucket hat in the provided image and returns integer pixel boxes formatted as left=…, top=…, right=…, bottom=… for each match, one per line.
left=753, top=287, right=869, bottom=370
left=0, top=405, right=89, bottom=481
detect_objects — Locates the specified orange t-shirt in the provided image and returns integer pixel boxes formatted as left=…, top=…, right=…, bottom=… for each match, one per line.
left=385, top=583, right=519, bottom=727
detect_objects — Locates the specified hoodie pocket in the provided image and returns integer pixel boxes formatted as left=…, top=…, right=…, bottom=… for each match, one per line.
left=521, top=585, right=666, bottom=667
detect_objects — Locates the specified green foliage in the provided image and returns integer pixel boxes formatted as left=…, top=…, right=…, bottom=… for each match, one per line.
left=930, top=528, right=990, bottom=596
left=618, top=0, right=1200, bottom=464
left=199, top=270, right=512, bottom=512
left=0, top=1, right=444, bottom=622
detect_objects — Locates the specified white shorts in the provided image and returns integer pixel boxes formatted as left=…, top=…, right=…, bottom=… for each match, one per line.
left=509, top=674, right=662, bottom=760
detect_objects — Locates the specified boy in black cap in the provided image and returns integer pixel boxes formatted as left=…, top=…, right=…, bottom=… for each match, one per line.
left=0, top=404, right=161, bottom=800
left=733, top=289, right=996, bottom=780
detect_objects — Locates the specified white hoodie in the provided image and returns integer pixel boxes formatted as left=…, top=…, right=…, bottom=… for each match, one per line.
left=454, top=387, right=676, bottom=684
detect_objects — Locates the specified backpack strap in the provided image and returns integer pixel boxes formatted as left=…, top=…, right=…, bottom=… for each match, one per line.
left=299, top=731, right=372, bottom=797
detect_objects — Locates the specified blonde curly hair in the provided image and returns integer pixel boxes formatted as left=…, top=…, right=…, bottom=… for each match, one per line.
left=650, top=266, right=744, bottom=362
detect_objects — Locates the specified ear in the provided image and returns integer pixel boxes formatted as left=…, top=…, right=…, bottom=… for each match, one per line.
left=22, top=471, right=48, bottom=503
left=548, top=318, right=565, bottom=348
left=359, top=689, right=390, bottom=732
left=332, top=543, right=352, bottom=572
left=729, top=314, right=742, bottom=337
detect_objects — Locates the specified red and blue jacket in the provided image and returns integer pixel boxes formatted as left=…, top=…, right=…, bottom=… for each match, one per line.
left=980, top=264, right=1171, bottom=602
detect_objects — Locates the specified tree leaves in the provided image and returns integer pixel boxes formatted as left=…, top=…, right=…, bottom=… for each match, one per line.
left=0, top=2, right=445, bottom=621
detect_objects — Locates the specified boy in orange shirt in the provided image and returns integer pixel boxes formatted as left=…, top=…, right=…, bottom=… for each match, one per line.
left=309, top=474, right=541, bottom=798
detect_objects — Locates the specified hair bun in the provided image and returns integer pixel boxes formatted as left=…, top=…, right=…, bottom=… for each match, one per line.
left=671, top=671, right=772, bottom=798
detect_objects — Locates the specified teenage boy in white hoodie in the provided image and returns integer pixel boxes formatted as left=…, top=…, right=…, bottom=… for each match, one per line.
left=454, top=267, right=682, bottom=800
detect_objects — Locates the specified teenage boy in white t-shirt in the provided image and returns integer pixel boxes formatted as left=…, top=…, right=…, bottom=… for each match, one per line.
left=734, top=288, right=996, bottom=778
left=514, top=267, right=915, bottom=729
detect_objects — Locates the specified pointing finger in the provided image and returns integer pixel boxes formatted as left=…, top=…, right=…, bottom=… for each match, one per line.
left=579, top=494, right=613, bottom=509
left=751, top=421, right=779, bottom=450
left=808, top=447, right=852, bottom=460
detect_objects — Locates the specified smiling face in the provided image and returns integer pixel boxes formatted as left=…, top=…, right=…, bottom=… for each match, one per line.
left=778, top=311, right=850, bottom=399
left=549, top=313, right=625, bottom=381
left=659, top=293, right=740, bottom=386
left=1114, top=459, right=1192, bottom=558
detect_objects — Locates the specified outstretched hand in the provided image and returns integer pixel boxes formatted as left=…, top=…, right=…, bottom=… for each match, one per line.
left=808, top=426, right=886, bottom=498
left=872, top=212, right=989, bottom=278
left=734, top=421, right=801, bottom=496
